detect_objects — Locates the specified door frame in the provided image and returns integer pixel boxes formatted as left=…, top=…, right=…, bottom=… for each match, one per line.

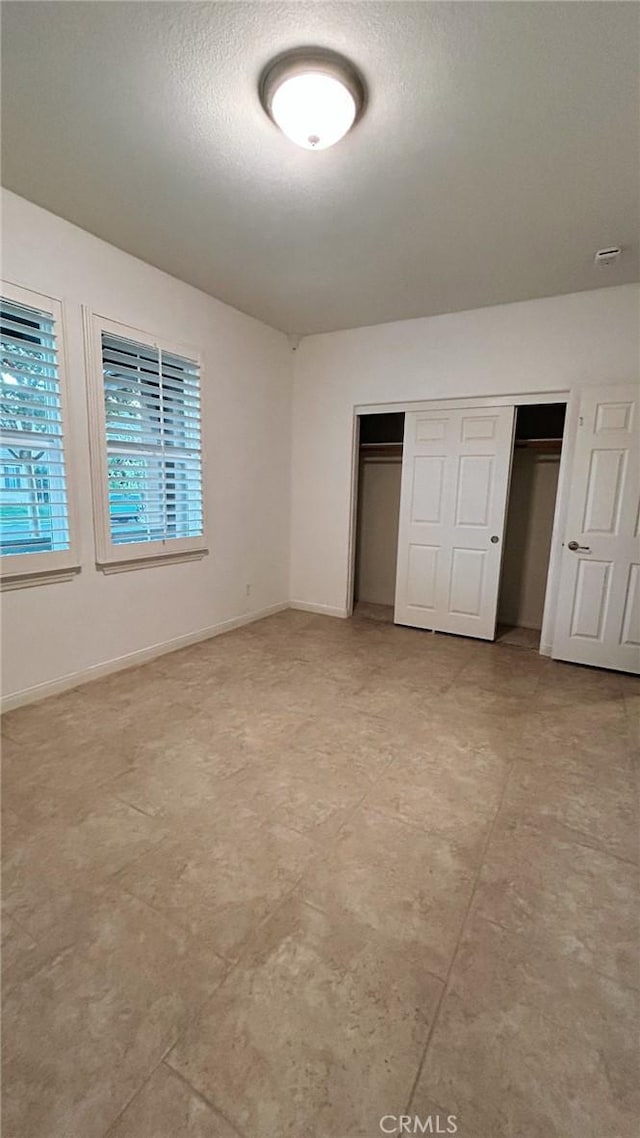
left=347, top=389, right=572, bottom=655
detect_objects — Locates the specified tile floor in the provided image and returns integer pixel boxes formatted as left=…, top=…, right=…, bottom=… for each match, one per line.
left=495, top=623, right=541, bottom=651
left=2, top=608, right=639, bottom=1138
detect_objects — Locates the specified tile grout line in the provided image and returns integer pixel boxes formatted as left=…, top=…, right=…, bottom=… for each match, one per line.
left=106, top=778, right=371, bottom=1053
left=162, top=870, right=326, bottom=1090
left=300, top=895, right=448, bottom=987
left=112, top=877, right=236, bottom=968
left=161, top=1060, right=248, bottom=1138
left=110, top=794, right=157, bottom=819
left=100, top=1039, right=177, bottom=1138
left=403, top=736, right=523, bottom=1114
left=528, top=820, right=640, bottom=868
left=160, top=875, right=320, bottom=1138
left=0, top=757, right=137, bottom=827
left=476, top=911, right=640, bottom=995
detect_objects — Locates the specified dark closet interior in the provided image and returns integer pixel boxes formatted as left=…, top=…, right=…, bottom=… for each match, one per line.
left=497, top=403, right=566, bottom=647
left=354, top=413, right=404, bottom=611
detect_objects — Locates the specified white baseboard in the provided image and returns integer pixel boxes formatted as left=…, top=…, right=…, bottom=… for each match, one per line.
left=1, top=602, right=288, bottom=712
left=2, top=602, right=553, bottom=712
left=289, top=600, right=349, bottom=619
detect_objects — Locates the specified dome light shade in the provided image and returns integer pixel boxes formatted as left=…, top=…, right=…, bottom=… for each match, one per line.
left=260, top=49, right=365, bottom=151
left=271, top=72, right=356, bottom=150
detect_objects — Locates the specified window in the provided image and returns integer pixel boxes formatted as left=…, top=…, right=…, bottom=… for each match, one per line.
left=0, top=282, right=77, bottom=585
left=2, top=465, right=22, bottom=490
left=86, top=314, right=206, bottom=569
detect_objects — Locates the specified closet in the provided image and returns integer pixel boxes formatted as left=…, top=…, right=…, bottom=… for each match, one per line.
left=354, top=413, right=404, bottom=611
left=497, top=404, right=566, bottom=648
left=353, top=402, right=566, bottom=650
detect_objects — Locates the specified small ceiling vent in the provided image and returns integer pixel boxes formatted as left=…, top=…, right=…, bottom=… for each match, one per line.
left=594, top=246, right=622, bottom=266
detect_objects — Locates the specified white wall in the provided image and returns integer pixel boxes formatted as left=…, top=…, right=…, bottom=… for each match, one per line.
left=355, top=457, right=402, bottom=606
left=498, top=450, right=561, bottom=630
left=1, top=190, right=292, bottom=705
left=2, top=190, right=638, bottom=704
left=290, top=284, right=639, bottom=627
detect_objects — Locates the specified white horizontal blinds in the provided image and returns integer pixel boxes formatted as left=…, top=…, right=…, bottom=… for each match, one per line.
left=0, top=297, right=70, bottom=556
left=160, top=348, right=204, bottom=541
left=102, top=332, right=203, bottom=546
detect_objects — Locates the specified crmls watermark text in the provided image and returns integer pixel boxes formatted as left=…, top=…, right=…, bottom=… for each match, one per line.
left=379, top=1115, right=458, bottom=1135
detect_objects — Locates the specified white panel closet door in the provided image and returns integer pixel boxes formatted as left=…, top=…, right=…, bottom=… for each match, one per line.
left=552, top=384, right=640, bottom=673
left=394, top=406, right=515, bottom=639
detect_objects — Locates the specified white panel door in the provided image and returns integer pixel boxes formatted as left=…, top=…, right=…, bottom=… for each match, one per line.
left=394, top=406, right=515, bottom=639
left=552, top=384, right=640, bottom=673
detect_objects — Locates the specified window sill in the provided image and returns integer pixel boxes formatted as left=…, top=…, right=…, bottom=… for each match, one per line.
left=97, top=549, right=208, bottom=575
left=1, top=566, right=81, bottom=592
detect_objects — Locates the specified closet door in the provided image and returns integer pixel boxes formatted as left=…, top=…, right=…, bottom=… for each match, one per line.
left=552, top=384, right=640, bottom=673
left=394, top=406, right=515, bottom=639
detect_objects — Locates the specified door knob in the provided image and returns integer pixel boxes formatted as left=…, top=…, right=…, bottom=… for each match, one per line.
left=567, top=540, right=591, bottom=552
left=490, top=535, right=499, bottom=544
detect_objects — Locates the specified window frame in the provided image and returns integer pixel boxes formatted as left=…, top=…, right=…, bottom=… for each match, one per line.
left=0, top=281, right=80, bottom=589
left=84, top=310, right=208, bottom=571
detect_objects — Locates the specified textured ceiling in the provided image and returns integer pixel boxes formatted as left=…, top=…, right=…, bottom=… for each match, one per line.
left=2, top=2, right=638, bottom=334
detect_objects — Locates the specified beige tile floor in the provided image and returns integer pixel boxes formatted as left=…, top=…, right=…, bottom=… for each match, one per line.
left=2, top=608, right=639, bottom=1138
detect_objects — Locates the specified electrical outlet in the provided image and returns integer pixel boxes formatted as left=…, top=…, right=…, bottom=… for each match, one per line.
left=245, top=584, right=251, bottom=597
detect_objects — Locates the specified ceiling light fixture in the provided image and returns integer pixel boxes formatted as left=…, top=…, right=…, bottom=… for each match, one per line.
left=260, top=48, right=365, bottom=151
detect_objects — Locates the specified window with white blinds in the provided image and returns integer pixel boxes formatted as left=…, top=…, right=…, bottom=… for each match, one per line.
left=87, top=315, right=206, bottom=567
left=1, top=285, right=76, bottom=580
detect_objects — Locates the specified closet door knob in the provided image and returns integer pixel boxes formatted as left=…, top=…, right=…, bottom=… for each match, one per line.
left=490, top=535, right=499, bottom=544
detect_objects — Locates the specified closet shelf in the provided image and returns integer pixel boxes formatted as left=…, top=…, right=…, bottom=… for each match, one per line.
left=359, top=442, right=403, bottom=459
left=515, top=438, right=563, bottom=451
